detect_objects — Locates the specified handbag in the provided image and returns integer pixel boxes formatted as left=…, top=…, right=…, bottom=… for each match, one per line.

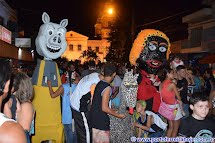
left=158, top=95, right=177, bottom=120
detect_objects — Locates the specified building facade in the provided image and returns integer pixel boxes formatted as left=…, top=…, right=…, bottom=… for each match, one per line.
left=62, top=31, right=110, bottom=63
left=0, top=0, right=32, bottom=61
left=181, top=0, right=215, bottom=53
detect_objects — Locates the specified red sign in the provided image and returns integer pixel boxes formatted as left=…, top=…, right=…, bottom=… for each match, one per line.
left=1, top=26, right=11, bottom=44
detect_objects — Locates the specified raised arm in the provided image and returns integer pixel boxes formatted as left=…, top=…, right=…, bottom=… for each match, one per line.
left=47, top=80, right=64, bottom=98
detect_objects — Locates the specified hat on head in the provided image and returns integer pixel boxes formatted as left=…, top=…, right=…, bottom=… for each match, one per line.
left=136, top=100, right=147, bottom=107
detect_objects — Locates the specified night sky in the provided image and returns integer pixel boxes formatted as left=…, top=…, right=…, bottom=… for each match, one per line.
left=6, top=0, right=203, bottom=41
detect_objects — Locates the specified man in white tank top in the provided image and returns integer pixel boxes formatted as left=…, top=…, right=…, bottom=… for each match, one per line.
left=70, top=72, right=104, bottom=143
left=0, top=59, right=26, bottom=143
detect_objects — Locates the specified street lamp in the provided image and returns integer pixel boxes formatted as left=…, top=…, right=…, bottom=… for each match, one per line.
left=107, top=8, right=113, bottom=15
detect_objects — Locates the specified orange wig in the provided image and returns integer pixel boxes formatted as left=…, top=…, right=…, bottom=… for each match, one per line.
left=129, top=29, right=171, bottom=66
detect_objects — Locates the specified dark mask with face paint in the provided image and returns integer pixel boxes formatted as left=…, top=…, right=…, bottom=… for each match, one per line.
left=130, top=29, right=171, bottom=74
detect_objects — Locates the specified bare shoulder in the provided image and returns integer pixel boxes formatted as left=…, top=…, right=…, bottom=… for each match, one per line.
left=169, top=82, right=177, bottom=88
left=20, top=102, right=34, bottom=114
left=0, top=121, right=27, bottom=143
left=103, top=86, right=111, bottom=93
left=20, top=102, right=33, bottom=109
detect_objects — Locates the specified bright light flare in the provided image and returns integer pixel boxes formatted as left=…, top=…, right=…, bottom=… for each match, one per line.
left=107, top=8, right=113, bottom=15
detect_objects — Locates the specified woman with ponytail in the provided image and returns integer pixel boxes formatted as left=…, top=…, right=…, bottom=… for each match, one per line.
left=159, top=67, right=184, bottom=139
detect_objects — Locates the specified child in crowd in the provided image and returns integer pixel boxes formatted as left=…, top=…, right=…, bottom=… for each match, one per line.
left=90, top=64, right=126, bottom=143
left=160, top=67, right=183, bottom=139
left=9, top=72, right=34, bottom=143
left=178, top=92, right=215, bottom=143
left=47, top=70, right=77, bottom=143
left=133, top=100, right=167, bottom=140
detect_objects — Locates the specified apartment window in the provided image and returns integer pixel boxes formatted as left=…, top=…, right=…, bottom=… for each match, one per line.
left=69, top=44, right=74, bottom=51
left=88, top=46, right=92, bottom=50
left=96, top=47, right=99, bottom=52
left=78, top=45, right=82, bottom=51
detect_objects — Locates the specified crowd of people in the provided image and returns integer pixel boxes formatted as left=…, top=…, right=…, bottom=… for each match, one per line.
left=0, top=57, right=215, bottom=143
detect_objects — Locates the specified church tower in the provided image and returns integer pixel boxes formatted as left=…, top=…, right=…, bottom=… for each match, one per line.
left=94, top=1, right=115, bottom=39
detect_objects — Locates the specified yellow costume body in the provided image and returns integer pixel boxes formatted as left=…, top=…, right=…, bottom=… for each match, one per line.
left=32, top=60, right=63, bottom=143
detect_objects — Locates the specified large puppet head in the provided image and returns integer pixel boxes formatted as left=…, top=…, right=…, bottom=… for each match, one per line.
left=36, top=12, right=68, bottom=60
left=129, top=29, right=171, bottom=74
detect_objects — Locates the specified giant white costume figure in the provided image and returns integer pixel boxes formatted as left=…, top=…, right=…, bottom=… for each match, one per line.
left=31, top=12, right=68, bottom=143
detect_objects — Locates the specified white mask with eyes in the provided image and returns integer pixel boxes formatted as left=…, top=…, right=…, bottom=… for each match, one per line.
left=36, top=12, right=68, bottom=60
left=148, top=42, right=157, bottom=51
left=159, top=46, right=167, bottom=52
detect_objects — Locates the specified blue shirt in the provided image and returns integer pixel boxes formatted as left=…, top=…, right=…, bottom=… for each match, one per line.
left=62, top=83, right=77, bottom=124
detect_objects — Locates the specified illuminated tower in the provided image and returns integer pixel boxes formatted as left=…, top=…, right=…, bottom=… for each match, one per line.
left=94, top=1, right=115, bottom=39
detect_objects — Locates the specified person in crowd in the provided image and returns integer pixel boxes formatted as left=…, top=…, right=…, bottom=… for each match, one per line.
left=90, top=64, right=126, bottom=143
left=186, top=68, right=195, bottom=86
left=170, top=56, right=184, bottom=79
left=210, top=77, right=215, bottom=91
left=81, top=60, right=97, bottom=78
left=209, top=90, right=215, bottom=120
left=178, top=92, right=215, bottom=143
left=176, top=65, right=189, bottom=119
left=110, top=72, right=122, bottom=109
left=60, top=62, right=68, bottom=81
left=4, top=73, right=21, bottom=120
left=192, top=69, right=202, bottom=93
left=117, top=65, right=125, bottom=79
left=12, top=72, right=34, bottom=143
left=70, top=70, right=104, bottom=143
left=160, top=67, right=183, bottom=139
left=47, top=70, right=77, bottom=143
left=61, top=61, right=80, bottom=84
left=204, top=68, right=215, bottom=95
left=0, top=59, right=27, bottom=143
left=133, top=100, right=167, bottom=140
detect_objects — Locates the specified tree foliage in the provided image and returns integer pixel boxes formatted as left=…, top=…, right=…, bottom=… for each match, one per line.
left=80, top=49, right=99, bottom=61
left=105, top=18, right=132, bottom=64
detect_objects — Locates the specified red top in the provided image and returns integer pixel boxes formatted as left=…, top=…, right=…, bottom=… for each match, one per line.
left=161, top=79, right=176, bottom=105
left=137, top=70, right=161, bottom=113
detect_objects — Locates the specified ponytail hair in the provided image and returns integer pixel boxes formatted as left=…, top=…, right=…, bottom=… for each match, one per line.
left=160, top=66, right=172, bottom=82
left=68, top=70, right=72, bottom=88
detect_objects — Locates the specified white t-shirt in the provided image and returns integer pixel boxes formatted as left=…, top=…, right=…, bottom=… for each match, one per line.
left=70, top=72, right=100, bottom=111
left=0, top=113, right=15, bottom=127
